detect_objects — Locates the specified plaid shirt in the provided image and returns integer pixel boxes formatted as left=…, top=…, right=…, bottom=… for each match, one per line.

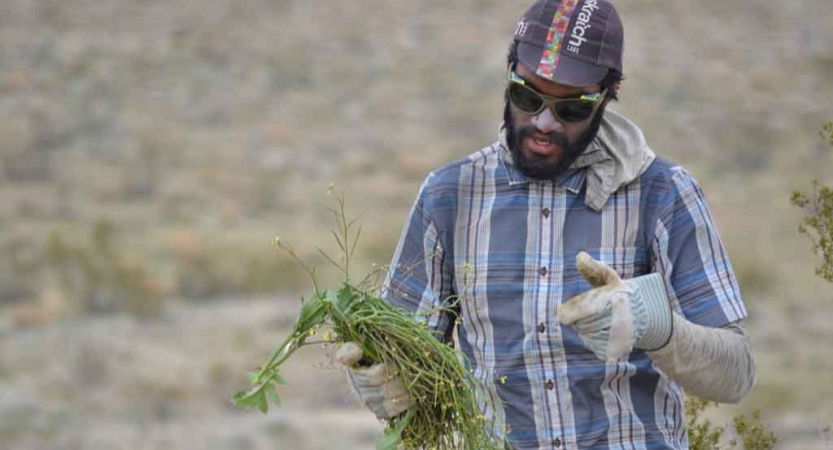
left=382, top=142, right=747, bottom=450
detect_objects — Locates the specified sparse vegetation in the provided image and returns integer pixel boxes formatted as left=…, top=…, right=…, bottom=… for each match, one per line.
left=0, top=221, right=318, bottom=317
left=791, top=123, right=833, bottom=283
left=686, top=397, right=778, bottom=450
left=3, top=220, right=165, bottom=317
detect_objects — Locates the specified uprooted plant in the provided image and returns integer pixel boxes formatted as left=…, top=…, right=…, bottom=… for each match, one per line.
left=233, top=188, right=505, bottom=450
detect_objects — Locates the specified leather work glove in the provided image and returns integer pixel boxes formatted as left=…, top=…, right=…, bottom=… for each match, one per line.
left=335, top=342, right=412, bottom=420
left=557, top=251, right=674, bottom=362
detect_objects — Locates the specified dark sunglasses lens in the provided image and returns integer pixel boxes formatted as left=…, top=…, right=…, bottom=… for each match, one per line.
left=554, top=100, right=595, bottom=123
left=509, top=84, right=543, bottom=114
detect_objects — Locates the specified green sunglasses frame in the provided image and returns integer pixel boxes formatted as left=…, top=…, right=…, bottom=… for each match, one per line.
left=508, top=63, right=607, bottom=123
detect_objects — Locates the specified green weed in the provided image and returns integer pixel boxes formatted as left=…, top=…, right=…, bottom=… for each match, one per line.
left=234, top=190, right=505, bottom=450
left=687, top=397, right=778, bottom=450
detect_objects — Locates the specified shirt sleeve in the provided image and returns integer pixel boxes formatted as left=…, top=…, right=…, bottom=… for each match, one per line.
left=651, top=168, right=747, bottom=327
left=381, top=174, right=457, bottom=342
left=647, top=317, right=756, bottom=403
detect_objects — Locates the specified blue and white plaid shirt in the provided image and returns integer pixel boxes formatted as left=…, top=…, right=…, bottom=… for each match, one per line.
left=382, top=141, right=747, bottom=450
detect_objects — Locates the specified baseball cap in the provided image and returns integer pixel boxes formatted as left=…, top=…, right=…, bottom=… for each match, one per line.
left=513, top=0, right=624, bottom=87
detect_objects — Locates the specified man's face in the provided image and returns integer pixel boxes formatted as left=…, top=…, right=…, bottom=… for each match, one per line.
left=504, top=63, right=608, bottom=180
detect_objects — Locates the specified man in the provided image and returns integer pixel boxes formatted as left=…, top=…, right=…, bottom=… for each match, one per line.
left=336, top=0, right=756, bottom=448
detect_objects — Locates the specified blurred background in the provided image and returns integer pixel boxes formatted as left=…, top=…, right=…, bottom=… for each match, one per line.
left=0, top=0, right=831, bottom=449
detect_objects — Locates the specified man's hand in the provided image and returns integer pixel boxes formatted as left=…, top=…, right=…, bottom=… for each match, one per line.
left=557, top=252, right=673, bottom=361
left=335, top=342, right=412, bottom=420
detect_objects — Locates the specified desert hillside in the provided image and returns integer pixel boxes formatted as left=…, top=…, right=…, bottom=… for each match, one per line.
left=0, top=0, right=831, bottom=448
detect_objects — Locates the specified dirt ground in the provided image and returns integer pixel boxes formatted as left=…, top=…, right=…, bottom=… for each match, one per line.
left=0, top=297, right=384, bottom=450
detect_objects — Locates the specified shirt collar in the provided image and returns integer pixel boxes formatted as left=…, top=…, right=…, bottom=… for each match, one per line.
left=496, top=109, right=656, bottom=212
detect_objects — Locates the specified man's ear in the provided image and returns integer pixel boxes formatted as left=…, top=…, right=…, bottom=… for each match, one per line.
left=610, top=80, right=622, bottom=96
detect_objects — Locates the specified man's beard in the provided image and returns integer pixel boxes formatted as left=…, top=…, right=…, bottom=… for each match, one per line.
left=503, top=98, right=607, bottom=180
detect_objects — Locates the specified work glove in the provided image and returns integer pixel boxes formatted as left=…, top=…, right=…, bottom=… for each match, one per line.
left=557, top=251, right=673, bottom=362
left=335, top=342, right=412, bottom=420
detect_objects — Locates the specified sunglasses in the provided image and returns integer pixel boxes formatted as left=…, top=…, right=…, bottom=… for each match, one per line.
left=507, top=63, right=607, bottom=123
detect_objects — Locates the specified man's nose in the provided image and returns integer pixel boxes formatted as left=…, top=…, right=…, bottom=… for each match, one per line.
left=533, top=107, right=563, bottom=134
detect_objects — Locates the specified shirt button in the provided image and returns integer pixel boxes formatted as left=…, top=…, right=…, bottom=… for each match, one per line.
left=545, top=380, right=554, bottom=390
left=542, top=207, right=550, bottom=218
left=538, top=323, right=546, bottom=333
left=539, top=266, right=548, bottom=277
left=554, top=437, right=562, bottom=447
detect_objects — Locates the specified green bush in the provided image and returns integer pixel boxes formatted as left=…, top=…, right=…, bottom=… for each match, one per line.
left=686, top=397, right=778, bottom=450
left=791, top=122, right=833, bottom=282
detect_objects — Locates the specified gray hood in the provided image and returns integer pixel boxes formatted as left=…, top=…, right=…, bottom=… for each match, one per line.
left=499, top=109, right=655, bottom=212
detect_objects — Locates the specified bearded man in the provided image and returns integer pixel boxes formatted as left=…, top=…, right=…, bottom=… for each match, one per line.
left=337, top=1, right=756, bottom=448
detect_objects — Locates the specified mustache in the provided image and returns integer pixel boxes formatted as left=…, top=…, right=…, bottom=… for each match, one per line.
left=514, top=124, right=569, bottom=150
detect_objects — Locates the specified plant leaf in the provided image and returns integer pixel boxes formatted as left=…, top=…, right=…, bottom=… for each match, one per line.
left=376, top=412, right=411, bottom=450
left=233, top=386, right=269, bottom=414
left=296, top=295, right=329, bottom=330
left=336, top=283, right=358, bottom=312
left=273, top=371, right=287, bottom=385
left=264, top=382, right=282, bottom=407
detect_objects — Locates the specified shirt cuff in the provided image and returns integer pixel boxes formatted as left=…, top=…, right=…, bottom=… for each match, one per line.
left=631, top=273, right=673, bottom=351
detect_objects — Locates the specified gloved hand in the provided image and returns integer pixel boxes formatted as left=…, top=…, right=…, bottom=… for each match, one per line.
left=557, top=251, right=673, bottom=361
left=335, top=342, right=412, bottom=420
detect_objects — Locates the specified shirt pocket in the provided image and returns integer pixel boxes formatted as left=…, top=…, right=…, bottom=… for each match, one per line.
left=593, top=246, right=651, bottom=279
